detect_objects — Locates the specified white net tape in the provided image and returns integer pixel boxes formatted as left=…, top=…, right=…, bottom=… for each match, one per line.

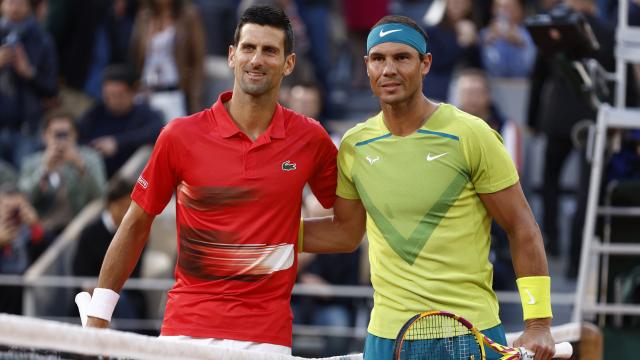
left=0, top=314, right=361, bottom=360
left=0, top=314, right=582, bottom=360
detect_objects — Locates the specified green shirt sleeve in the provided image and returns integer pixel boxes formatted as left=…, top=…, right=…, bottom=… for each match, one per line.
left=463, top=119, right=519, bottom=194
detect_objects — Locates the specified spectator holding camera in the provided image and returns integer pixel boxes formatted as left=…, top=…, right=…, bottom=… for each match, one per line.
left=18, top=111, right=106, bottom=236
left=78, top=65, right=163, bottom=178
left=0, top=183, right=43, bottom=314
left=0, top=0, right=58, bottom=167
left=480, top=0, right=536, bottom=78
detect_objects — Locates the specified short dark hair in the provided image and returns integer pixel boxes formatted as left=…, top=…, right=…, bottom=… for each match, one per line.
left=145, top=0, right=185, bottom=18
left=234, top=5, right=294, bottom=55
left=102, top=64, right=137, bottom=88
left=106, top=176, right=135, bottom=204
left=372, top=15, right=430, bottom=59
left=43, top=109, right=77, bottom=132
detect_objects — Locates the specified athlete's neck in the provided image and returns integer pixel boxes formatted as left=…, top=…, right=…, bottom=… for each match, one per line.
left=226, top=88, right=279, bottom=141
left=381, top=94, right=439, bottom=136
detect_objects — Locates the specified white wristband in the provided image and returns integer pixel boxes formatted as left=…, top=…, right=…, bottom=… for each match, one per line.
left=86, top=288, right=120, bottom=322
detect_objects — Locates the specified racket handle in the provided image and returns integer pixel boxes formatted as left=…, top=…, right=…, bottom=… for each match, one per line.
left=520, top=342, right=573, bottom=359
left=553, top=342, right=573, bottom=358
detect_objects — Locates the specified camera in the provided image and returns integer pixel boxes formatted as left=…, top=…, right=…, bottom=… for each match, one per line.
left=525, top=4, right=600, bottom=60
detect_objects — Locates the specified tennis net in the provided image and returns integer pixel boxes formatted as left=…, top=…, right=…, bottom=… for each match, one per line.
left=0, top=314, right=594, bottom=359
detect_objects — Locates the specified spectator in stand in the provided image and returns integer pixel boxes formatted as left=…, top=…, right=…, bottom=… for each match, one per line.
left=0, top=0, right=58, bottom=167
left=0, top=183, right=44, bottom=314
left=343, top=0, right=389, bottom=90
left=78, top=65, right=163, bottom=178
left=72, top=176, right=146, bottom=322
left=18, top=111, right=106, bottom=236
left=480, top=0, right=536, bottom=78
left=46, top=0, right=138, bottom=116
left=284, top=82, right=331, bottom=132
left=129, top=0, right=206, bottom=120
left=422, top=0, right=481, bottom=101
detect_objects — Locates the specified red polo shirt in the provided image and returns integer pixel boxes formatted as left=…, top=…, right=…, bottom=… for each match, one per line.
left=131, top=91, right=337, bottom=346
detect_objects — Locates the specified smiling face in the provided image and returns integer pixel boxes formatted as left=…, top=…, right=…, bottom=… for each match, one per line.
left=228, top=23, right=295, bottom=98
left=365, top=42, right=431, bottom=106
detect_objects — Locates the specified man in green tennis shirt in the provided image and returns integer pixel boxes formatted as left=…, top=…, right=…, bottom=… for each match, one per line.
left=302, top=15, right=556, bottom=360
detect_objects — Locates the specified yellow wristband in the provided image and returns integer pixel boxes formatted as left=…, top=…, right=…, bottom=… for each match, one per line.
left=516, top=276, right=553, bottom=320
left=297, top=218, right=304, bottom=253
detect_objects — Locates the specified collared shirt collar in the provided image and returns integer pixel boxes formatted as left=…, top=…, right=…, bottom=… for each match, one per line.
left=212, top=91, right=286, bottom=140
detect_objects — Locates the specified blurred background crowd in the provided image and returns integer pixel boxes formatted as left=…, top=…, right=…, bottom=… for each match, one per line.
left=1, top=0, right=640, bottom=357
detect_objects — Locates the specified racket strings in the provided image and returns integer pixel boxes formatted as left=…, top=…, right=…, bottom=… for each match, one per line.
left=401, top=315, right=484, bottom=360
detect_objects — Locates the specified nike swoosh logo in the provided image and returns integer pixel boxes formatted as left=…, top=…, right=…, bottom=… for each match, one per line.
left=379, top=29, right=402, bottom=37
left=426, top=152, right=448, bottom=161
left=525, top=289, right=536, bottom=305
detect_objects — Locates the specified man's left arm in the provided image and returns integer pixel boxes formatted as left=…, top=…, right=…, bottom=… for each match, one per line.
left=479, top=182, right=555, bottom=360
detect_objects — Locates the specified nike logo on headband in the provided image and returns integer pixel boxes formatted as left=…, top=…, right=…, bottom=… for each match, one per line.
left=379, top=28, right=402, bottom=37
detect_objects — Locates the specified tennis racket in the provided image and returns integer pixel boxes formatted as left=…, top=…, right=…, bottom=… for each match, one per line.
left=393, top=311, right=573, bottom=360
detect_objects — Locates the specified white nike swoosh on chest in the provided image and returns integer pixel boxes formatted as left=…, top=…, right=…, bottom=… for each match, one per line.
left=426, top=152, right=448, bottom=161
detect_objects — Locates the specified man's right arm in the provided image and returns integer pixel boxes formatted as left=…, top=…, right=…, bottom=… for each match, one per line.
left=302, top=196, right=367, bottom=253
left=86, top=201, right=154, bottom=328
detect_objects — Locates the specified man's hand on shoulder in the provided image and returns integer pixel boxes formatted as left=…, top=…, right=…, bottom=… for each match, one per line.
left=513, top=318, right=555, bottom=360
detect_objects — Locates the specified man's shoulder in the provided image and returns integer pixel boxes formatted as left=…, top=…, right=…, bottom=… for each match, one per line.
left=340, top=113, right=384, bottom=146
left=162, top=109, right=210, bottom=134
left=281, top=107, right=325, bottom=133
left=437, top=104, right=494, bottom=138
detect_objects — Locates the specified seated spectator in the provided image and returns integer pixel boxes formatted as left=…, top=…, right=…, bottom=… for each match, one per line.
left=422, top=0, right=481, bottom=101
left=0, top=183, right=44, bottom=314
left=18, top=111, right=106, bottom=236
left=72, top=176, right=146, bottom=321
left=78, top=65, right=163, bottom=178
left=0, top=0, right=58, bottom=167
left=129, top=0, right=206, bottom=119
left=480, top=0, right=536, bottom=78
left=284, top=82, right=330, bottom=132
left=294, top=193, right=361, bottom=357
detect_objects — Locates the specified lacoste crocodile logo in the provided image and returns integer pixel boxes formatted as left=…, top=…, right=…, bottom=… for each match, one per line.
left=282, top=160, right=297, bottom=171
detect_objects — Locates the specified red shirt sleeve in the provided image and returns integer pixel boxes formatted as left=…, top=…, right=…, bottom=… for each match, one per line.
left=131, top=125, right=180, bottom=215
left=308, top=127, right=338, bottom=209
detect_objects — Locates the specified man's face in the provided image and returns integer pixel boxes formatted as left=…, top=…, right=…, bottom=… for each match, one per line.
left=228, top=24, right=295, bottom=97
left=103, top=80, right=134, bottom=116
left=44, top=118, right=77, bottom=151
left=365, top=42, right=430, bottom=106
left=1, top=0, right=31, bottom=23
left=457, top=75, right=491, bottom=117
left=494, top=0, right=523, bottom=23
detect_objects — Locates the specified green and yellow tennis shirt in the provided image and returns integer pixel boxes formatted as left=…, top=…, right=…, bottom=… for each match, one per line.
left=337, top=104, right=519, bottom=339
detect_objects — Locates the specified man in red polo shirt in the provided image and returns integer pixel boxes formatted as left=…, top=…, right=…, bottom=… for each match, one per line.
left=77, top=5, right=337, bottom=354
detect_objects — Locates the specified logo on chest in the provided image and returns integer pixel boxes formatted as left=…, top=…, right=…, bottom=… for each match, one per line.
left=281, top=160, right=297, bottom=171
